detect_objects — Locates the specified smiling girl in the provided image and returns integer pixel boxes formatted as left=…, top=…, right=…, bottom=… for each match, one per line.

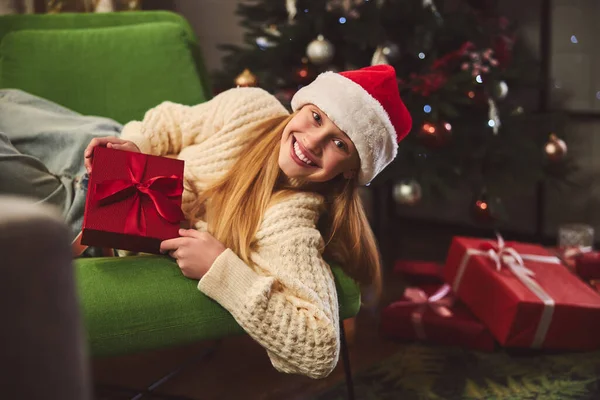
left=81, top=65, right=412, bottom=378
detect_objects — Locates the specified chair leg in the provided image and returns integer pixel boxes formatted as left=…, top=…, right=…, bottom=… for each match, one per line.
left=339, top=320, right=356, bottom=400
left=95, top=342, right=220, bottom=400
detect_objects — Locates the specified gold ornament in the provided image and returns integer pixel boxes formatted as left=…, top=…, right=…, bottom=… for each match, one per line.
left=124, top=0, right=141, bottom=10
left=93, top=0, right=114, bottom=12
left=544, top=133, right=567, bottom=162
left=234, top=69, right=259, bottom=88
left=46, top=0, right=65, bottom=13
left=393, top=179, right=422, bottom=205
left=306, top=35, right=335, bottom=66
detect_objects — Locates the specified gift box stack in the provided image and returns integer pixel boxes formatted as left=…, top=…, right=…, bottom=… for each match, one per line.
left=381, top=235, right=600, bottom=352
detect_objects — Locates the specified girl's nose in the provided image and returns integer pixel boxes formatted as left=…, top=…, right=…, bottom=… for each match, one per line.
left=303, top=129, right=327, bottom=155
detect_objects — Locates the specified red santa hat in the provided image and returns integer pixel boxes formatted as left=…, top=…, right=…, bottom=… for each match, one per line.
left=291, top=65, right=412, bottom=185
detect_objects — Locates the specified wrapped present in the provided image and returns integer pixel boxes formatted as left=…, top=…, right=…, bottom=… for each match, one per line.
left=381, top=284, right=496, bottom=352
left=444, top=235, right=600, bottom=351
left=575, top=251, right=600, bottom=281
left=81, top=147, right=185, bottom=254
left=393, top=260, right=445, bottom=283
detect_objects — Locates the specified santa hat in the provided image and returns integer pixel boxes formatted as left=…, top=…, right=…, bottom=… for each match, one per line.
left=291, top=65, right=412, bottom=185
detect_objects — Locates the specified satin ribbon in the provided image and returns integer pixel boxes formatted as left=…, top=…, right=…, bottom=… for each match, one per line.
left=562, top=246, right=593, bottom=260
left=452, top=233, right=561, bottom=349
left=94, top=152, right=184, bottom=235
left=404, top=284, right=454, bottom=340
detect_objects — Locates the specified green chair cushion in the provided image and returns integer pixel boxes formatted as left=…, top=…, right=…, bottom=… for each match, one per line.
left=0, top=22, right=206, bottom=123
left=75, top=256, right=361, bottom=358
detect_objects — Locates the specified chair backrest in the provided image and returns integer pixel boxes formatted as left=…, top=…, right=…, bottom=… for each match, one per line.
left=0, top=11, right=212, bottom=122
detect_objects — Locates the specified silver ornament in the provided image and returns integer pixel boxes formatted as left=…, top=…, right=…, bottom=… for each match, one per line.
left=306, top=35, right=335, bottom=66
left=495, top=80, right=509, bottom=100
left=256, top=36, right=276, bottom=50
left=393, top=179, right=422, bottom=205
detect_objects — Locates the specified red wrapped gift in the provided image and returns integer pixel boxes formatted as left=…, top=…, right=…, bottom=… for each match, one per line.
left=393, top=260, right=445, bottom=283
left=444, top=235, right=600, bottom=351
left=380, top=284, right=496, bottom=352
left=576, top=251, right=600, bottom=281
left=81, top=147, right=185, bottom=254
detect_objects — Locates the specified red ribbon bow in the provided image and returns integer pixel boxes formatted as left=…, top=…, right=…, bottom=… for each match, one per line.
left=94, top=153, right=184, bottom=236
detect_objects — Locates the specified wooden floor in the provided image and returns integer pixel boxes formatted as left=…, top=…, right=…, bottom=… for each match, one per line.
left=92, top=275, right=409, bottom=400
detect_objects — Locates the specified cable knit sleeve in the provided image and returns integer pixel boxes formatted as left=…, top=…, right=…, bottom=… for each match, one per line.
left=197, top=193, right=340, bottom=379
left=120, top=87, right=289, bottom=156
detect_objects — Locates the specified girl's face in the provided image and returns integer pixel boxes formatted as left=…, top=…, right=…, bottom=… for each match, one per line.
left=278, top=105, right=360, bottom=183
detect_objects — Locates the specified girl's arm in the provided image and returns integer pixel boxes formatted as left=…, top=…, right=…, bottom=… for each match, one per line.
left=197, top=193, right=340, bottom=379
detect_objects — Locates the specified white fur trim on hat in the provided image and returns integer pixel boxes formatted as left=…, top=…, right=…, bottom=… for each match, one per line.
left=291, top=71, right=398, bottom=185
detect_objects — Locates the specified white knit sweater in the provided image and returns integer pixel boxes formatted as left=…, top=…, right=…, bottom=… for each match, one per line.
left=120, top=87, right=340, bottom=379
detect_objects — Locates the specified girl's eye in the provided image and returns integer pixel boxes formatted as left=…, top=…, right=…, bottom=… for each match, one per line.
left=334, top=139, right=346, bottom=150
left=312, top=112, right=322, bottom=124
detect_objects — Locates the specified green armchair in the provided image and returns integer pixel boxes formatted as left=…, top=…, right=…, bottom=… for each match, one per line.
left=0, top=10, right=361, bottom=396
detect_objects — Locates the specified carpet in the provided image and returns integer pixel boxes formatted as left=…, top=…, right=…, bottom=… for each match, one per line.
left=313, top=344, right=600, bottom=400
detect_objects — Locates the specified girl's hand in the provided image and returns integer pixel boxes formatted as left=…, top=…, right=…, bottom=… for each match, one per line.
left=159, top=229, right=227, bottom=280
left=84, top=136, right=141, bottom=174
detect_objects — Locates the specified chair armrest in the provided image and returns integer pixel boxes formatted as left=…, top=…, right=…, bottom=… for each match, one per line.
left=76, top=256, right=360, bottom=358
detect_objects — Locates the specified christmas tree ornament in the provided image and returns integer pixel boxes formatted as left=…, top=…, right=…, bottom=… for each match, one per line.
left=306, top=35, right=335, bottom=65
left=235, top=69, right=259, bottom=87
left=371, top=46, right=389, bottom=66
left=46, top=0, right=65, bottom=13
left=123, top=0, right=141, bottom=10
left=544, top=133, right=567, bottom=162
left=286, top=0, right=297, bottom=23
left=393, top=179, right=422, bottom=205
left=471, top=190, right=495, bottom=223
left=418, top=121, right=452, bottom=147
left=487, top=98, right=500, bottom=134
left=494, top=80, right=509, bottom=100
left=256, top=36, right=276, bottom=50
left=94, top=0, right=113, bottom=12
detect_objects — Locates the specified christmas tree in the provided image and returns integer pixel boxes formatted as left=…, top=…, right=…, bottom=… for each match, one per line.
left=213, top=0, right=570, bottom=224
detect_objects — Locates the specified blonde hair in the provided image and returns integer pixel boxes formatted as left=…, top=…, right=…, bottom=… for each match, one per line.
left=188, top=113, right=382, bottom=298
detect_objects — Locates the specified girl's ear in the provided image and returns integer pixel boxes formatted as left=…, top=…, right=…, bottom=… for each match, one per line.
left=343, top=169, right=356, bottom=180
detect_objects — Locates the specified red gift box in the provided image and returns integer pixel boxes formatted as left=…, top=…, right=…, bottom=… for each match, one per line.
left=381, top=284, right=496, bottom=352
left=444, top=236, right=600, bottom=351
left=576, top=252, right=600, bottom=281
left=81, top=147, right=185, bottom=254
left=393, top=260, right=445, bottom=283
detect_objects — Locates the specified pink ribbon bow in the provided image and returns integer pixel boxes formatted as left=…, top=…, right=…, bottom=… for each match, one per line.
left=404, top=284, right=454, bottom=340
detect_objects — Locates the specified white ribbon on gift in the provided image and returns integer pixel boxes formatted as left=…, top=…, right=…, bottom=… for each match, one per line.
left=451, top=233, right=561, bottom=349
